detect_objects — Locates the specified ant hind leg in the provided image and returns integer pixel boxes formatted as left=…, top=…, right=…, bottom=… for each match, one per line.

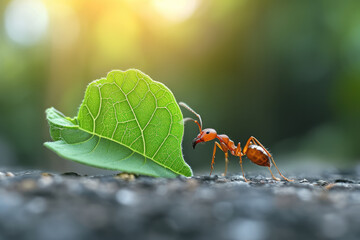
left=268, top=167, right=280, bottom=181
left=249, top=136, right=293, bottom=182
left=270, top=156, right=294, bottom=182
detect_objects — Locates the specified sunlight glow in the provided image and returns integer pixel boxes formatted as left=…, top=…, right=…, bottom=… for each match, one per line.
left=152, top=0, right=200, bottom=23
left=49, top=3, right=80, bottom=50
left=4, top=0, right=48, bottom=46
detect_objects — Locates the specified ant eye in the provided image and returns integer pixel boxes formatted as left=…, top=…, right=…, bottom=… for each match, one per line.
left=206, top=131, right=210, bottom=134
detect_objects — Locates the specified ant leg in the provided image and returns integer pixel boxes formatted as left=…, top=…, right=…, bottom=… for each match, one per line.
left=222, top=152, right=229, bottom=176
left=239, top=155, right=249, bottom=182
left=235, top=142, right=249, bottom=182
left=269, top=156, right=293, bottom=182
left=210, top=142, right=223, bottom=176
left=268, top=167, right=280, bottom=181
left=242, top=137, right=254, bottom=154
left=249, top=136, right=293, bottom=182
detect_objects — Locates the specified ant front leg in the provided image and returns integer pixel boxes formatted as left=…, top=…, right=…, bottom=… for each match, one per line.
left=210, top=142, right=223, bottom=176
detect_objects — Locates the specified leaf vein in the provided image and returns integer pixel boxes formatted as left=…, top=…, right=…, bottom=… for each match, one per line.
left=113, top=79, right=146, bottom=154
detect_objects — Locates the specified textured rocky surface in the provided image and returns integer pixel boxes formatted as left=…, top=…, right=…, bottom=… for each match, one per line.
left=1, top=168, right=360, bottom=240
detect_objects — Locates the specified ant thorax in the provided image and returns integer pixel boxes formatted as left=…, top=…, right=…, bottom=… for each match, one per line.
left=217, top=134, right=236, bottom=151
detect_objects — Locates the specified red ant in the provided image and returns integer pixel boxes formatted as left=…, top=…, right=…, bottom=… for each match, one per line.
left=179, top=102, right=293, bottom=182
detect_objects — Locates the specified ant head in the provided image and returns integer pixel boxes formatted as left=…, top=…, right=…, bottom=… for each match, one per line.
left=180, top=102, right=215, bottom=148
left=192, top=128, right=217, bottom=149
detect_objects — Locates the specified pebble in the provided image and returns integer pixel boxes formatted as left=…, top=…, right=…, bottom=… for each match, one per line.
left=335, top=179, right=354, bottom=184
left=5, top=172, right=14, bottom=177
left=299, top=178, right=309, bottom=183
left=316, top=180, right=329, bottom=186
left=41, top=172, right=53, bottom=177
left=115, top=173, right=136, bottom=181
left=39, top=175, right=54, bottom=188
left=215, top=177, right=228, bottom=183
left=202, top=175, right=219, bottom=181
left=61, top=172, right=80, bottom=177
left=230, top=175, right=244, bottom=181
left=19, top=179, right=37, bottom=191
left=115, top=189, right=138, bottom=206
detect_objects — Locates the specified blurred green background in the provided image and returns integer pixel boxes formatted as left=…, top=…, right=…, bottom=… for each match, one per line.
left=0, top=0, right=359, bottom=175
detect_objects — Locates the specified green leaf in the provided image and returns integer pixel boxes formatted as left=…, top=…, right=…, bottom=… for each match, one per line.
left=44, top=69, right=192, bottom=177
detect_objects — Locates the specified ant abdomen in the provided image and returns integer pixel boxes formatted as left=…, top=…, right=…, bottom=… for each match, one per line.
left=246, top=145, right=271, bottom=167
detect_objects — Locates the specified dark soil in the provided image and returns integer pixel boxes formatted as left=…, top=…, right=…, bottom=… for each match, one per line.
left=1, top=168, right=360, bottom=240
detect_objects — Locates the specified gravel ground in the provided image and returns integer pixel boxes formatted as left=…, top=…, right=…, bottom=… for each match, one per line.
left=1, top=168, right=360, bottom=240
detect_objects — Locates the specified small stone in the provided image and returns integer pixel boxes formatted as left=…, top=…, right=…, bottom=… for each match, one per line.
left=299, top=178, right=309, bottom=183
left=334, top=179, right=354, bottom=184
left=115, top=189, right=138, bottom=206
left=115, top=173, right=136, bottom=181
left=316, top=180, right=328, bottom=186
left=19, top=179, right=37, bottom=191
left=5, top=172, right=15, bottom=177
left=41, top=172, right=53, bottom=177
left=216, top=177, right=228, bottom=183
left=61, top=172, right=80, bottom=177
left=202, top=175, right=219, bottom=181
left=230, top=175, right=244, bottom=181
left=39, top=175, right=54, bottom=187
left=255, top=175, right=265, bottom=180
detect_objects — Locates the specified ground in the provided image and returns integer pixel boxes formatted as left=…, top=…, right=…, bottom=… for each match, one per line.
left=1, top=167, right=360, bottom=240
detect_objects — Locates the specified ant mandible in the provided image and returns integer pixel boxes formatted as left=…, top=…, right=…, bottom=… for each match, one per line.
left=179, top=102, right=293, bottom=182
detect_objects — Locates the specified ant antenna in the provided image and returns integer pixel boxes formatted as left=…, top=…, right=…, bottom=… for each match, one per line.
left=179, top=102, right=203, bottom=132
left=183, top=118, right=202, bottom=132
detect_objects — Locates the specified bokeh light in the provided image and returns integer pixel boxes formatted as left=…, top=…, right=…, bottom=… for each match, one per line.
left=152, top=0, right=201, bottom=23
left=48, top=2, right=80, bottom=50
left=4, top=0, right=48, bottom=46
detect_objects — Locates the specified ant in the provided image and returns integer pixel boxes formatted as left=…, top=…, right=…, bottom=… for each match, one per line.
left=179, top=102, right=293, bottom=182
